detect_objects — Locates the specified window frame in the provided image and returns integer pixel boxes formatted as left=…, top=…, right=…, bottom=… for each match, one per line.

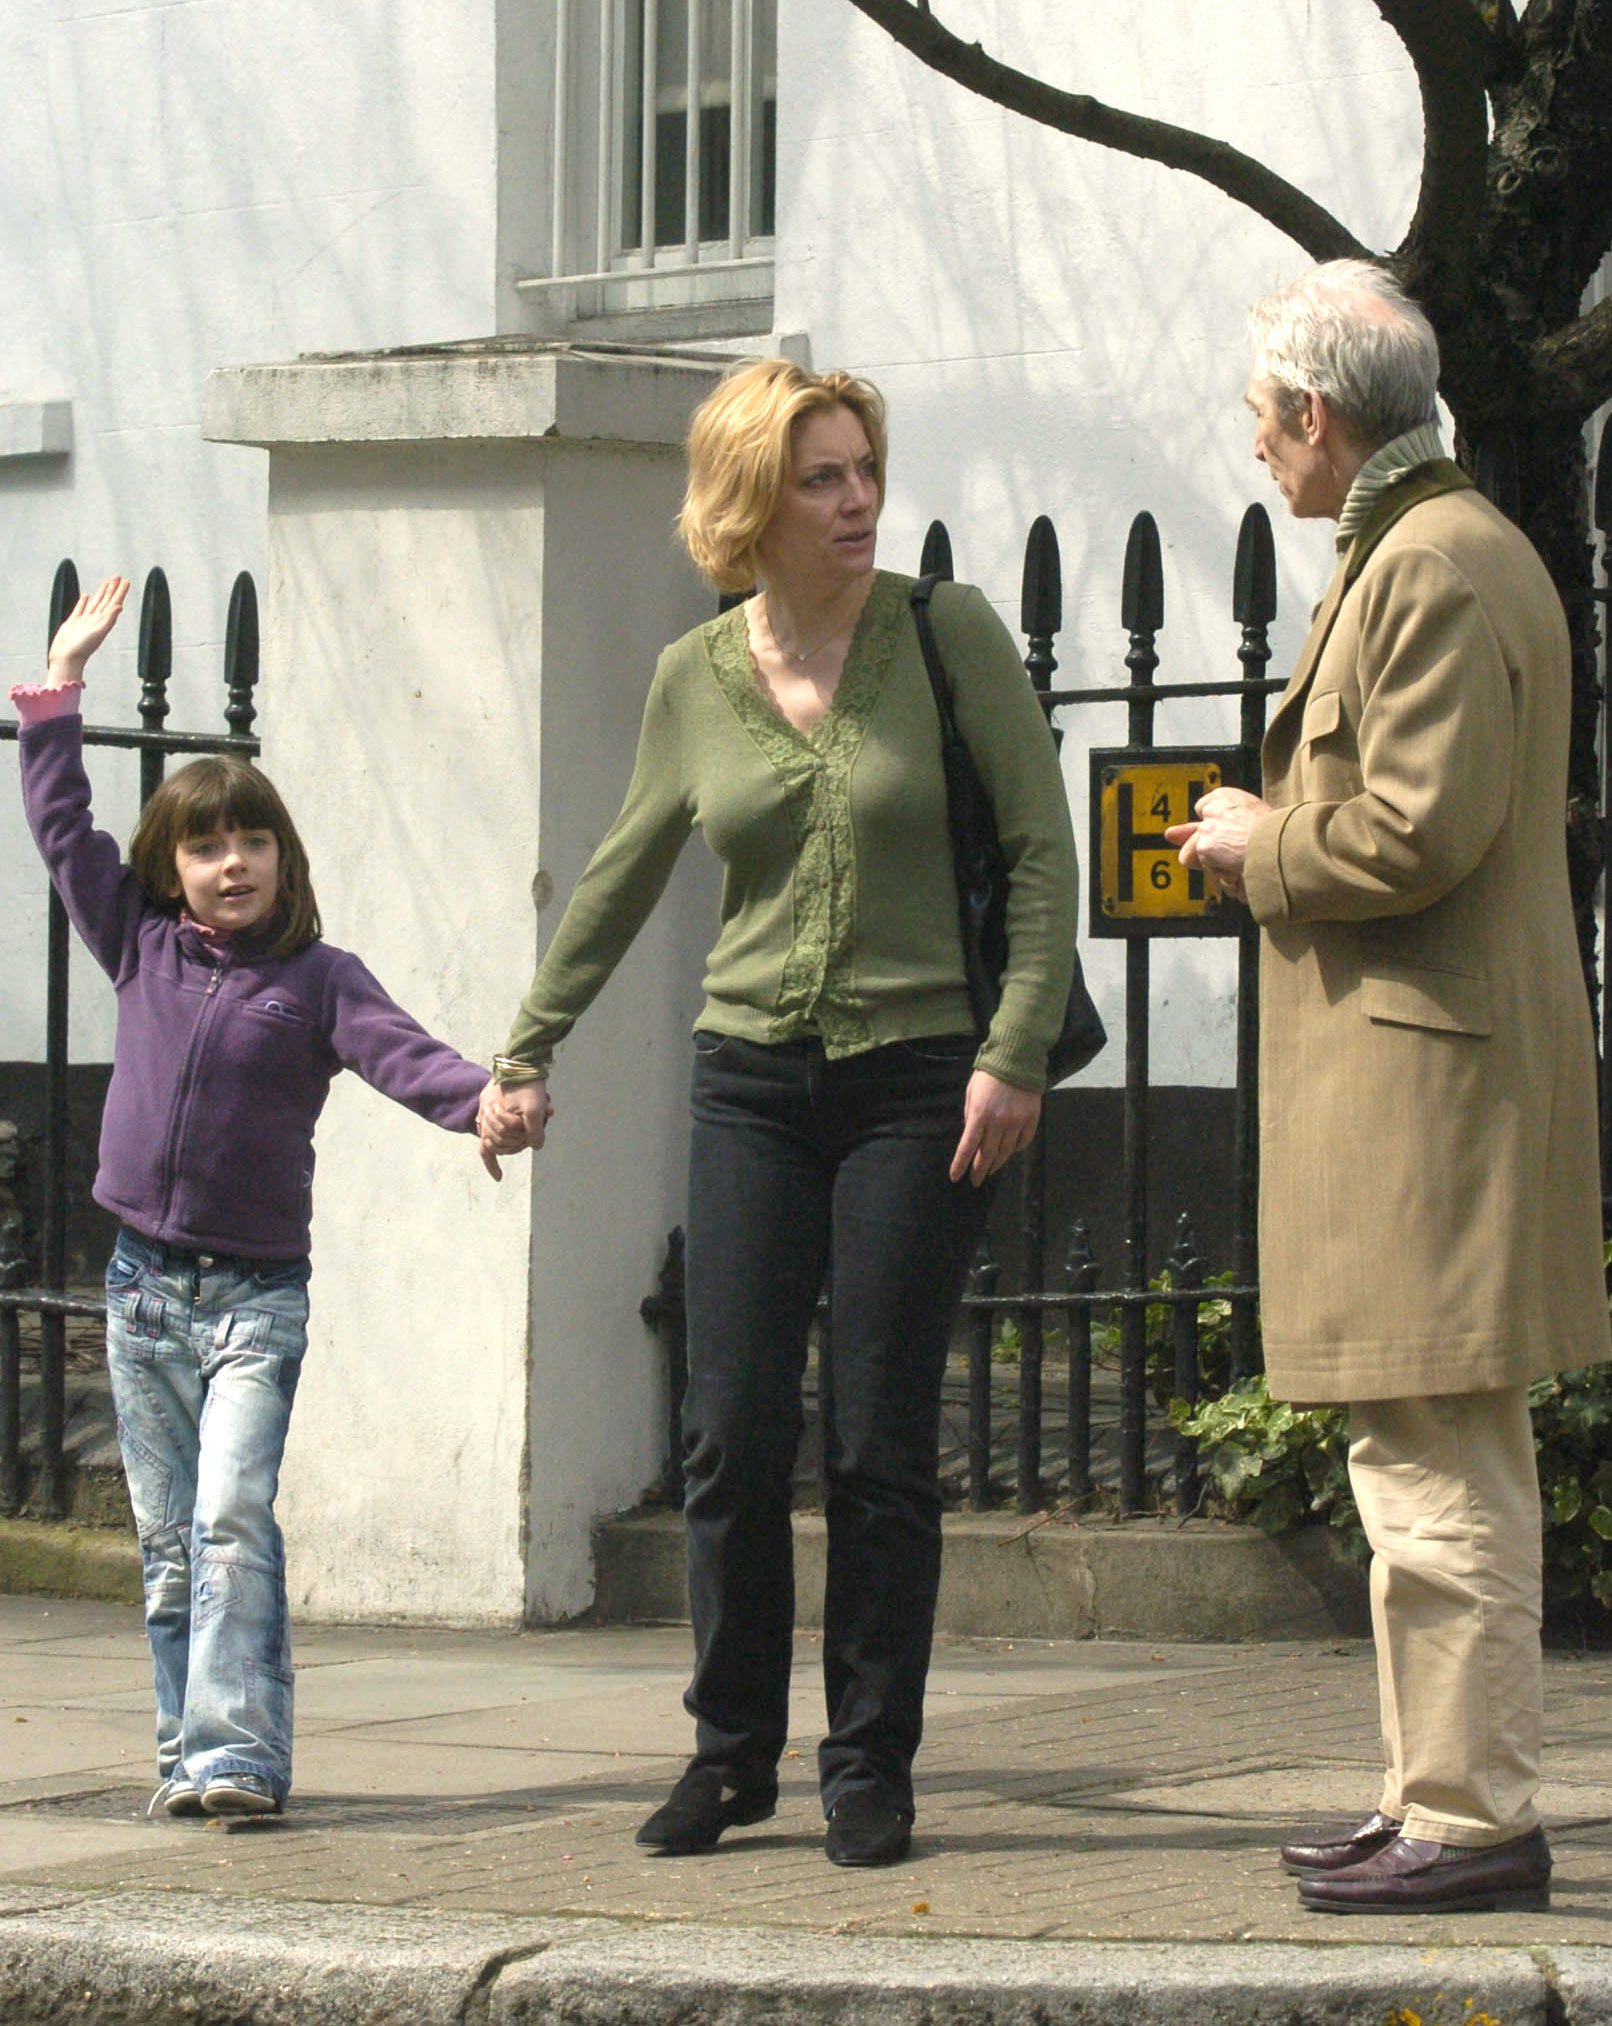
left=507, top=0, right=776, bottom=341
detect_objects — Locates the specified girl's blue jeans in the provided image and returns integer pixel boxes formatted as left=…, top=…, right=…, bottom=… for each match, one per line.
left=104, top=1225, right=309, bottom=1801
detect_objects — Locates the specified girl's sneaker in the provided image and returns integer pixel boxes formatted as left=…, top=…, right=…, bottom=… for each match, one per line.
left=147, top=1774, right=204, bottom=1819
left=199, top=1772, right=283, bottom=1817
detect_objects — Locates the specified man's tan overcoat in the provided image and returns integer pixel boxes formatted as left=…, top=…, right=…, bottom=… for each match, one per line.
left=1242, top=470, right=1610, bottom=1404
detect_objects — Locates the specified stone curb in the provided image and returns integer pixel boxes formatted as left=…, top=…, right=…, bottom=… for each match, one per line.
left=0, top=1519, right=141, bottom=1607
left=0, top=1894, right=569, bottom=2026
left=2, top=1898, right=1606, bottom=2026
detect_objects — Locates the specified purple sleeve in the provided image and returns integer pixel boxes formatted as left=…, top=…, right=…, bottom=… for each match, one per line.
left=321, top=951, right=488, bottom=1131
left=16, top=714, right=148, bottom=983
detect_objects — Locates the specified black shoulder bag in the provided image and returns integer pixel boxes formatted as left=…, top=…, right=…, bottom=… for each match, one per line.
left=910, top=576, right=1106, bottom=1085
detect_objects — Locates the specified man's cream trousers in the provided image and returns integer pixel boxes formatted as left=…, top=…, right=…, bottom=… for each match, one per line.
left=1349, top=1386, right=1543, bottom=1847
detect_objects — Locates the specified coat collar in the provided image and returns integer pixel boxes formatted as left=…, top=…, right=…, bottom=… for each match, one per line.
left=1264, top=460, right=1475, bottom=752
left=174, top=910, right=284, bottom=965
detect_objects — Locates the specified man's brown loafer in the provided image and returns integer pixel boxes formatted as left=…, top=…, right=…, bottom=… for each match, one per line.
left=1297, top=1827, right=1551, bottom=1915
left=1280, top=1810, right=1402, bottom=1875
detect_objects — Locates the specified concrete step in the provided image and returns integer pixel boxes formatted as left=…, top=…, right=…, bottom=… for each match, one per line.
left=593, top=1509, right=1370, bottom=1643
left=1, top=1507, right=1369, bottom=1642
left=0, top=1518, right=141, bottom=1606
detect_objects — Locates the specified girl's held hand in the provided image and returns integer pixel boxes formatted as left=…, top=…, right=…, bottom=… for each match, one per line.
left=47, top=576, right=129, bottom=685
left=475, top=1077, right=553, bottom=1180
left=950, top=1068, right=1042, bottom=1187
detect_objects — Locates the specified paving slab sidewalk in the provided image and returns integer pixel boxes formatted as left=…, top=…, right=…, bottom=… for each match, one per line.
left=0, top=1594, right=1608, bottom=2023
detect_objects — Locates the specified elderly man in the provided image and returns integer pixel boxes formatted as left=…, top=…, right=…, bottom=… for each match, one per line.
left=1169, top=259, right=1609, bottom=1915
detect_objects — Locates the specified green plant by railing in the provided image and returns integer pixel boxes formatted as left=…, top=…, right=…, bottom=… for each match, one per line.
left=1089, top=1266, right=1243, bottom=1404
left=1171, top=1377, right=1362, bottom=1554
left=1172, top=1315, right=1612, bottom=1625
left=1530, top=1361, right=1612, bottom=1612
left=979, top=1253, right=1611, bottom=1624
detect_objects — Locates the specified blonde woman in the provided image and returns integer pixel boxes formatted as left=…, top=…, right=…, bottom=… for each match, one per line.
left=483, top=359, right=1079, bottom=1866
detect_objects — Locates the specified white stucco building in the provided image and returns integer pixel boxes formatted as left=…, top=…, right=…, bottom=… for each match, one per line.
left=2, top=3, right=1433, bottom=1621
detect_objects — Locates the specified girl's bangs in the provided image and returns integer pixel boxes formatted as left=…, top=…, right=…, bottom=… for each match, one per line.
left=175, top=768, right=284, bottom=844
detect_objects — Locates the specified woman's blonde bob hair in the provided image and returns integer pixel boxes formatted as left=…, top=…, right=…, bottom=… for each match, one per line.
left=677, top=358, right=888, bottom=593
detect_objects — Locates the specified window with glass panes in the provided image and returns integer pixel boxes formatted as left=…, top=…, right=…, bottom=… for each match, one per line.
left=542, top=0, right=776, bottom=282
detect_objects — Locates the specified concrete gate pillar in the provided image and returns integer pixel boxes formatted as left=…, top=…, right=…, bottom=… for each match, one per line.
left=205, top=344, right=723, bottom=1623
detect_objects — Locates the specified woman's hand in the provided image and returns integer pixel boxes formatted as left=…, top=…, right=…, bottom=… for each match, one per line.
left=48, top=577, right=129, bottom=685
left=950, top=1069, right=1042, bottom=1187
left=475, top=1077, right=553, bottom=1180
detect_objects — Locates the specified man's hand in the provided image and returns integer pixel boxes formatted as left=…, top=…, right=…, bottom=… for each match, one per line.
left=1164, top=786, right=1272, bottom=904
left=475, top=1077, right=553, bottom=1180
left=950, top=1069, right=1042, bottom=1187
left=47, top=577, right=129, bottom=685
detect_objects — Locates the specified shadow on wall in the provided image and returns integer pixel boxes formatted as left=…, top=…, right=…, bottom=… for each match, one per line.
left=782, top=1, right=1421, bottom=676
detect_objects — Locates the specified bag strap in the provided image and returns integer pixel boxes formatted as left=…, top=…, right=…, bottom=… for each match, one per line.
left=909, top=575, right=962, bottom=749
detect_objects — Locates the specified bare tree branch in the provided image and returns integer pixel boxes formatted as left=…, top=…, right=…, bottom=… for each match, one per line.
left=841, top=0, right=1367, bottom=262
left=1482, top=4, right=1528, bottom=142
left=1532, top=292, right=1612, bottom=419
left=1367, top=0, right=1490, bottom=304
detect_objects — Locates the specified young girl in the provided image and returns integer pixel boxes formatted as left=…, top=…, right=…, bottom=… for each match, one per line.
left=12, top=574, right=530, bottom=1819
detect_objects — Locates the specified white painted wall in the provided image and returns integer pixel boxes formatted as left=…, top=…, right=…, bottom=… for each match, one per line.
left=3, top=0, right=1468, bottom=1616
left=1, top=0, right=499, bottom=1056
left=522, top=436, right=720, bottom=1620
left=774, top=0, right=1425, bottom=1084
left=205, top=351, right=721, bottom=1621
left=252, top=436, right=541, bottom=1625
left=3, top=0, right=1432, bottom=1078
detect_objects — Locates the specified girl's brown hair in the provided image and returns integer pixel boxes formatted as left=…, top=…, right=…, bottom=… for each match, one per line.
left=128, top=757, right=321, bottom=957
left=676, top=358, right=888, bottom=593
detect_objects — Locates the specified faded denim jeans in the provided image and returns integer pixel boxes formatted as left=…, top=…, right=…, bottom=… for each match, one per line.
left=104, top=1225, right=309, bottom=1801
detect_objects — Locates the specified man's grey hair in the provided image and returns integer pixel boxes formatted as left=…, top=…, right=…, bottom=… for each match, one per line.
left=1248, top=259, right=1440, bottom=447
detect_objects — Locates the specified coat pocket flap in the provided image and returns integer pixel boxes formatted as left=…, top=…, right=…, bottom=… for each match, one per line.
left=1299, top=687, right=1344, bottom=743
left=1360, top=960, right=1491, bottom=1036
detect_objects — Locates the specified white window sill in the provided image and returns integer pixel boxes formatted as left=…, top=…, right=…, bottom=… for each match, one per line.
left=516, top=254, right=774, bottom=343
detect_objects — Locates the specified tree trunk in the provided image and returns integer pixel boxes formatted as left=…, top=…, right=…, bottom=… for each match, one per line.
left=1456, top=413, right=1605, bottom=1021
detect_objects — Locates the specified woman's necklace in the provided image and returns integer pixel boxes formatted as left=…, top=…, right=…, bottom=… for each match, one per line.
left=762, top=599, right=852, bottom=666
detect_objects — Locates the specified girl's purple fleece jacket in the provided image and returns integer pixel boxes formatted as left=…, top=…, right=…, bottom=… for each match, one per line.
left=19, top=712, right=487, bottom=1259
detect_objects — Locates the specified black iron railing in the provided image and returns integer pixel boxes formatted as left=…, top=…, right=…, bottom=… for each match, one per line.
left=1594, top=414, right=1612, bottom=1207
left=644, top=500, right=1287, bottom=1517
left=0, top=561, right=259, bottom=1517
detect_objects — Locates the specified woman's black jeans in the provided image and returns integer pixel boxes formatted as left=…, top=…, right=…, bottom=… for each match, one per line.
left=682, top=1031, right=990, bottom=1819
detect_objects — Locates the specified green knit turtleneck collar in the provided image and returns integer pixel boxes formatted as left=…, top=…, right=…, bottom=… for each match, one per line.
left=1335, top=421, right=1448, bottom=550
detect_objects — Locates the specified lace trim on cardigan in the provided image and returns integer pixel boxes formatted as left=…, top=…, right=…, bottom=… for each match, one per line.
left=700, top=573, right=909, bottom=1053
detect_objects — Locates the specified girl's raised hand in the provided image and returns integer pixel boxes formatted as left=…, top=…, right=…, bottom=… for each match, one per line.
left=47, top=576, right=130, bottom=685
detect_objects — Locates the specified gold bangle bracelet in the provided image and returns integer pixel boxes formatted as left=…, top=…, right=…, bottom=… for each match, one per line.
left=492, top=1054, right=550, bottom=1086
